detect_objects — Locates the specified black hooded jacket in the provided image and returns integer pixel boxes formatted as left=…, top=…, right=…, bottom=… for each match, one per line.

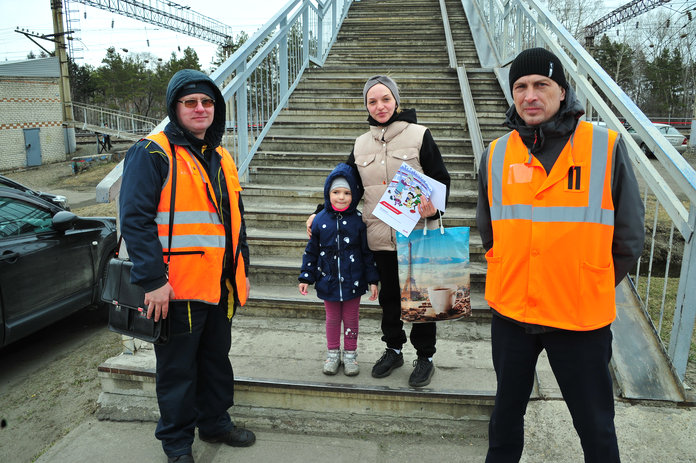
left=119, top=69, right=249, bottom=300
left=476, top=86, right=645, bottom=329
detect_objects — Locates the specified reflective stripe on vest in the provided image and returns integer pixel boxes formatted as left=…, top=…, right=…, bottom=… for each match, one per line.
left=489, top=127, right=613, bottom=226
left=485, top=121, right=617, bottom=331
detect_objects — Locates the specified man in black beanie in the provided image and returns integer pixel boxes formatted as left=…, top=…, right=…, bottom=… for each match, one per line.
left=120, top=69, right=254, bottom=462
left=476, top=48, right=645, bottom=462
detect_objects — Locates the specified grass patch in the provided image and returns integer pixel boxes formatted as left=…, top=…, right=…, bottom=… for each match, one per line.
left=635, top=275, right=696, bottom=381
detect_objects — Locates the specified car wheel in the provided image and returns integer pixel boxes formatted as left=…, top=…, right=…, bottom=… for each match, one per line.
left=640, top=143, right=654, bottom=158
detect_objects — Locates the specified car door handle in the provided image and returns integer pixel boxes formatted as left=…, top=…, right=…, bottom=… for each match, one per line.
left=0, top=251, right=19, bottom=264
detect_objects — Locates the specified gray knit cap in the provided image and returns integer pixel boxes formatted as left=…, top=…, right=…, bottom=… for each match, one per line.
left=363, top=75, right=400, bottom=108
left=330, top=176, right=350, bottom=192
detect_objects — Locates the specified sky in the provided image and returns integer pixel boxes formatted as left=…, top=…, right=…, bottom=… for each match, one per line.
left=0, top=0, right=291, bottom=69
left=0, top=0, right=687, bottom=70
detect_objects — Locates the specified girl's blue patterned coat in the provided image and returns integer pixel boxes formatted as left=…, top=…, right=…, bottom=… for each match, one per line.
left=299, top=163, right=379, bottom=301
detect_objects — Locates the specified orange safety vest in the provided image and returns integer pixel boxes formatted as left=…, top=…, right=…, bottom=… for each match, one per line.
left=485, top=121, right=617, bottom=331
left=146, top=132, right=247, bottom=310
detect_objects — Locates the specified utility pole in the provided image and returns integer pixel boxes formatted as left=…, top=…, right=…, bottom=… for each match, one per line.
left=51, top=0, right=76, bottom=152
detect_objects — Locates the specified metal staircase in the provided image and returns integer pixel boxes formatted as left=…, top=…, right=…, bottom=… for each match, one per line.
left=97, top=0, right=694, bottom=433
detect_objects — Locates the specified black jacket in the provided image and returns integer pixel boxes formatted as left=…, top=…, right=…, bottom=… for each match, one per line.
left=119, top=70, right=249, bottom=301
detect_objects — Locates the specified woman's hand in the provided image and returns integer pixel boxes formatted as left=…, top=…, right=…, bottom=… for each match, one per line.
left=306, top=214, right=316, bottom=238
left=418, top=196, right=437, bottom=218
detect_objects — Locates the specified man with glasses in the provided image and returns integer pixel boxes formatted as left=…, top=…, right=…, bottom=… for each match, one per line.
left=120, top=69, right=254, bottom=463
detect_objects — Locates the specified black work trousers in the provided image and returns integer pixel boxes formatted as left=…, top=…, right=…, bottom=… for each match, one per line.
left=486, top=314, right=620, bottom=463
left=373, top=250, right=436, bottom=358
left=154, top=299, right=236, bottom=458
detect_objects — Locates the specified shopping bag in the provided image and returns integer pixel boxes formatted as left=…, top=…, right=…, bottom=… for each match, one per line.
left=396, top=223, right=472, bottom=322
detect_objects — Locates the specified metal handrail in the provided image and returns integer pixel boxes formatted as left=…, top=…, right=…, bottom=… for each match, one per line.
left=71, top=101, right=159, bottom=137
left=438, top=0, right=485, bottom=170
left=98, top=0, right=353, bottom=202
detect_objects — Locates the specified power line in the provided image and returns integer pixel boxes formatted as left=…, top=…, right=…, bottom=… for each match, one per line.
left=68, top=0, right=233, bottom=45
left=585, top=0, right=673, bottom=45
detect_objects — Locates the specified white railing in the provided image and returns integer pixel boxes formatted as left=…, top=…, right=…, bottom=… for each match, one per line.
left=97, top=0, right=353, bottom=200
left=470, top=0, right=696, bottom=383
left=71, top=101, right=159, bottom=137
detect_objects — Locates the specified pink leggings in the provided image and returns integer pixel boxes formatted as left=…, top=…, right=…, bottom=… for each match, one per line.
left=324, top=297, right=360, bottom=351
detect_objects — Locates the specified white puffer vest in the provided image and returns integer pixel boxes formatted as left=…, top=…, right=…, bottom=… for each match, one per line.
left=353, top=120, right=428, bottom=251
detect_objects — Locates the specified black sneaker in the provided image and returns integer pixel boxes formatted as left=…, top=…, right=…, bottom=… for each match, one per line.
left=371, top=348, right=404, bottom=378
left=408, top=358, right=434, bottom=387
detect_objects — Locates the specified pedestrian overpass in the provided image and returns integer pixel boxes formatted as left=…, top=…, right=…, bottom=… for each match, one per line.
left=96, top=0, right=695, bottom=419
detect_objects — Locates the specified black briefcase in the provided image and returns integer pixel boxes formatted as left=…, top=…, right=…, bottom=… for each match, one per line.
left=101, top=257, right=169, bottom=345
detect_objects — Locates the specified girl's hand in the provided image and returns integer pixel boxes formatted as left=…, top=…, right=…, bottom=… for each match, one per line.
left=299, top=283, right=309, bottom=295
left=368, top=284, right=378, bottom=301
left=418, top=196, right=436, bottom=218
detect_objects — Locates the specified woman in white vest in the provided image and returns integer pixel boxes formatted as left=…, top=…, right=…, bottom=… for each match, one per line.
left=307, top=75, right=450, bottom=387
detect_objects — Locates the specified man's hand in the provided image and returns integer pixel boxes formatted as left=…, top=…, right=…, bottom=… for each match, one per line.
left=145, top=282, right=176, bottom=322
left=306, top=214, right=316, bottom=238
left=246, top=277, right=250, bottom=301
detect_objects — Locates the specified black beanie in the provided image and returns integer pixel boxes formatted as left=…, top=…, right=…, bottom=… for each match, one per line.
left=176, top=81, right=217, bottom=100
left=508, top=47, right=568, bottom=93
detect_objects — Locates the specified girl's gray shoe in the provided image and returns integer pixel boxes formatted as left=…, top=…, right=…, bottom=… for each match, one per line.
left=323, top=349, right=341, bottom=375
left=343, top=350, right=359, bottom=376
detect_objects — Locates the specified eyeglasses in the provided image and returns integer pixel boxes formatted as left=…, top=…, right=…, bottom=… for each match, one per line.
left=177, top=98, right=215, bottom=108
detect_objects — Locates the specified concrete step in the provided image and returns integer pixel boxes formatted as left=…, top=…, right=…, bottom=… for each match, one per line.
left=257, top=133, right=474, bottom=153
left=240, top=183, right=479, bottom=209
left=246, top=165, right=477, bottom=189
left=246, top=226, right=485, bottom=259
left=97, top=311, right=500, bottom=432
left=248, top=254, right=488, bottom=290
left=266, top=120, right=469, bottom=138
left=249, top=150, right=474, bottom=171
left=242, top=200, right=478, bottom=229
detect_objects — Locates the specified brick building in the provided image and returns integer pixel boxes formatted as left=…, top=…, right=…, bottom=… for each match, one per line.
left=0, top=57, right=68, bottom=171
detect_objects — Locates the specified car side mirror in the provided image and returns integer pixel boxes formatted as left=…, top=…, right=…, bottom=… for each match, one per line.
left=52, top=210, right=78, bottom=232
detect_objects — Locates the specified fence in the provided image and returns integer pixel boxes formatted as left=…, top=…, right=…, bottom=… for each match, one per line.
left=71, top=101, right=159, bottom=137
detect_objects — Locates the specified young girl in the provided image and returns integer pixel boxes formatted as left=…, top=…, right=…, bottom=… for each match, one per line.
left=299, top=163, right=379, bottom=376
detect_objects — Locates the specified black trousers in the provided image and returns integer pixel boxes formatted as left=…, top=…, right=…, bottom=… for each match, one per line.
left=373, top=250, right=436, bottom=358
left=154, top=300, right=236, bottom=458
left=486, top=315, right=620, bottom=463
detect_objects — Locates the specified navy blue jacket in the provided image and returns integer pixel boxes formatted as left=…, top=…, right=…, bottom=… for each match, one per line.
left=299, top=163, right=379, bottom=301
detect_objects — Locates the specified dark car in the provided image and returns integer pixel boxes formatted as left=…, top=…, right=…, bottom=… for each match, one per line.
left=0, top=181, right=117, bottom=347
left=0, top=174, right=70, bottom=210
